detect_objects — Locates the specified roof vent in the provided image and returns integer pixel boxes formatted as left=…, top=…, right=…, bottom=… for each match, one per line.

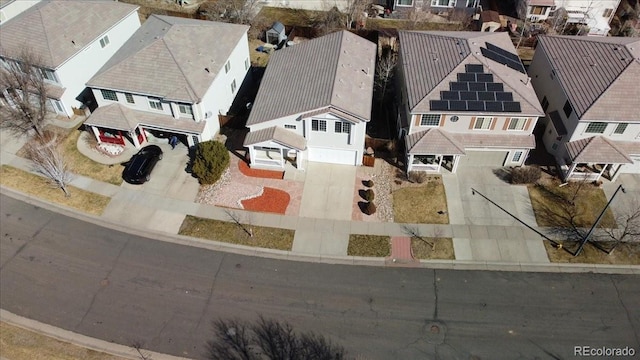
left=71, top=40, right=76, bottom=45
left=361, top=68, right=369, bottom=75
left=205, top=67, right=210, bottom=73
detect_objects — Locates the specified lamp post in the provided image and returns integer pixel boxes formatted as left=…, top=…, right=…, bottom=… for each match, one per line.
left=575, top=184, right=625, bottom=256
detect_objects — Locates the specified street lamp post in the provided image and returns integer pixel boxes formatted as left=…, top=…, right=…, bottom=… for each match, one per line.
left=575, top=184, right=625, bottom=256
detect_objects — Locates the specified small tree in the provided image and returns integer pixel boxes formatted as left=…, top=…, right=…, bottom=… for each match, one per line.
left=27, top=137, right=74, bottom=197
left=375, top=52, right=397, bottom=105
left=192, top=140, right=230, bottom=185
left=199, top=0, right=260, bottom=25
left=597, top=197, right=640, bottom=253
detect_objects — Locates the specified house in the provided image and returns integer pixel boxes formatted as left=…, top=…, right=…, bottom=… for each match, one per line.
left=84, top=15, right=250, bottom=149
left=243, top=30, right=376, bottom=169
left=521, top=0, right=621, bottom=36
left=0, top=0, right=140, bottom=117
left=528, top=35, right=640, bottom=182
left=0, top=0, right=41, bottom=24
left=524, top=0, right=555, bottom=22
left=396, top=31, right=544, bottom=173
left=393, top=0, right=479, bottom=14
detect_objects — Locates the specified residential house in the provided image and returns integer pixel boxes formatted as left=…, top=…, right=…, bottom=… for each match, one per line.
left=243, top=30, right=376, bottom=169
left=393, top=0, right=479, bottom=14
left=396, top=31, right=544, bottom=173
left=525, top=0, right=555, bottom=22
left=0, top=0, right=41, bottom=24
left=522, top=0, right=621, bottom=36
left=0, top=0, right=140, bottom=117
left=84, top=15, right=250, bottom=149
left=528, top=35, right=640, bottom=182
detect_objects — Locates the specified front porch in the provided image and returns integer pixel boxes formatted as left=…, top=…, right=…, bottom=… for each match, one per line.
left=562, top=136, right=634, bottom=182
left=243, top=126, right=307, bottom=171
left=407, top=154, right=460, bottom=173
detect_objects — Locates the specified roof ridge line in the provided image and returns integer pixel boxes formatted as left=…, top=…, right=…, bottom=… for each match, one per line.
left=329, top=31, right=347, bottom=110
left=36, top=5, right=56, bottom=68
left=160, top=36, right=199, bottom=102
left=601, top=136, right=634, bottom=162
left=437, top=128, right=466, bottom=154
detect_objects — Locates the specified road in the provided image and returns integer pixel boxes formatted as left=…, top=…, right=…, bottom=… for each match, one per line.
left=1, top=194, right=639, bottom=359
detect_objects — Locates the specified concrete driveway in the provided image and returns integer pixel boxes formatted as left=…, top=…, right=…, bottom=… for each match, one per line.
left=298, top=162, right=356, bottom=221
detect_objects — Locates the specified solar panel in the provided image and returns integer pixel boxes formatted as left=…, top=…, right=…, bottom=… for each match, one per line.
left=468, top=82, right=487, bottom=91
left=476, top=73, right=494, bottom=83
left=486, top=83, right=504, bottom=91
left=430, top=100, right=449, bottom=111
left=449, top=101, right=467, bottom=111
left=503, top=101, right=522, bottom=112
left=467, top=101, right=485, bottom=111
left=485, top=102, right=503, bottom=112
left=486, top=43, right=521, bottom=64
left=495, top=92, right=513, bottom=101
left=441, top=91, right=459, bottom=100
left=480, top=47, right=526, bottom=74
left=460, top=91, right=477, bottom=101
left=458, top=73, right=476, bottom=82
left=450, top=82, right=469, bottom=91
left=466, top=64, right=484, bottom=73
left=478, top=91, right=495, bottom=101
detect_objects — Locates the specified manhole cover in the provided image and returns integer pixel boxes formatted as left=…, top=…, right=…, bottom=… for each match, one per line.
left=430, top=325, right=440, bottom=334
left=425, top=321, right=446, bottom=345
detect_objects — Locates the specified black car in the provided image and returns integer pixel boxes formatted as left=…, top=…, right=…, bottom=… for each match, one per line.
left=122, top=145, right=163, bottom=184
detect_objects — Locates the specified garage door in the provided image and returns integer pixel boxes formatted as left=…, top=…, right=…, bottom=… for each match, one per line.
left=459, top=150, right=508, bottom=167
left=618, top=156, right=640, bottom=174
left=308, top=147, right=357, bottom=165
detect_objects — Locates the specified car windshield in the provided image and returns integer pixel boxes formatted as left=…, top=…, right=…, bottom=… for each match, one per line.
left=130, top=156, right=148, bottom=174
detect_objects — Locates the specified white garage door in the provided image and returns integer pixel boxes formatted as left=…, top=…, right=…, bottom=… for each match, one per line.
left=618, top=156, right=640, bottom=174
left=459, top=150, right=509, bottom=167
left=308, top=147, right=357, bottom=165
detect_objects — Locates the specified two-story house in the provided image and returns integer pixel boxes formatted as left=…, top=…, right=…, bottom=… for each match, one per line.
left=393, top=0, right=479, bottom=14
left=0, top=0, right=41, bottom=24
left=396, top=31, right=544, bottom=173
left=243, top=30, right=376, bottom=169
left=528, top=35, right=640, bottom=182
left=84, top=15, right=250, bottom=149
left=522, top=0, right=621, bottom=36
left=0, top=0, right=140, bottom=117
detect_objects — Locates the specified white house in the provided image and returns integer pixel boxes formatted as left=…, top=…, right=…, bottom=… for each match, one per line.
left=528, top=35, right=640, bottom=182
left=523, top=0, right=621, bottom=36
left=0, top=0, right=140, bottom=117
left=243, top=30, right=376, bottom=169
left=0, top=0, right=41, bottom=24
left=84, top=15, right=250, bottom=149
left=396, top=31, right=544, bottom=173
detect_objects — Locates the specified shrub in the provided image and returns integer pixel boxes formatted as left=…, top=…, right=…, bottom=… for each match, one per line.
left=511, top=165, right=542, bottom=184
left=364, top=189, right=375, bottom=202
left=364, top=201, right=376, bottom=215
left=408, top=171, right=428, bottom=184
left=363, top=179, right=374, bottom=188
left=192, top=140, right=229, bottom=185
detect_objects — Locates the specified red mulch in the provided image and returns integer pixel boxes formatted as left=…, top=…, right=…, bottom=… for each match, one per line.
left=238, top=160, right=284, bottom=179
left=241, top=187, right=290, bottom=214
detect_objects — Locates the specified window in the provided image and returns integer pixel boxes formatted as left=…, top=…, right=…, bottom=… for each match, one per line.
left=52, top=100, right=63, bottom=113
left=230, top=79, right=237, bottom=93
left=541, top=96, right=549, bottom=112
left=245, top=58, right=250, bottom=71
left=473, top=117, right=492, bottom=130
left=508, top=117, right=527, bottom=131
left=149, top=99, right=163, bottom=110
left=466, top=0, right=475, bottom=7
left=603, top=8, right=613, bottom=18
left=225, top=61, right=231, bottom=73
left=284, top=124, right=296, bottom=130
left=551, top=143, right=558, bottom=150
left=614, top=123, right=628, bottom=135
left=585, top=122, right=607, bottom=134
left=531, top=6, right=545, bottom=15
left=39, top=68, right=56, bottom=82
left=420, top=114, right=440, bottom=126
left=512, top=151, right=523, bottom=162
left=450, top=115, right=459, bottom=122
left=563, top=100, right=573, bottom=118
left=312, top=119, right=326, bottom=132
left=335, top=121, right=351, bottom=134
left=101, top=89, right=117, bottom=101
left=179, top=104, right=193, bottom=115
left=125, top=93, right=135, bottom=104
left=397, top=0, right=413, bottom=5
left=431, top=0, right=455, bottom=7
left=99, top=35, right=110, bottom=48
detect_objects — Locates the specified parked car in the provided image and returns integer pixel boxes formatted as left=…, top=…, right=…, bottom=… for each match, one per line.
left=122, top=145, right=163, bottom=184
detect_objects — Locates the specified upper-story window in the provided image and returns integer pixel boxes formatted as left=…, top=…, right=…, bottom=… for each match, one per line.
left=125, top=93, right=135, bottom=104
left=230, top=79, right=237, bottom=94
left=563, top=100, right=573, bottom=118
left=431, top=0, right=455, bottom=7
left=613, top=123, right=628, bottom=135
left=101, top=89, right=117, bottom=101
left=473, top=117, right=492, bottom=130
left=541, top=96, right=549, bottom=112
left=149, top=98, right=163, bottom=110
left=585, top=122, right=607, bottom=134
left=508, top=117, right=527, bottom=131
left=312, top=119, right=327, bottom=132
left=39, top=68, right=57, bottom=82
left=284, top=124, right=296, bottom=130
left=178, top=104, right=193, bottom=115
left=335, top=121, right=351, bottom=134
left=99, top=35, right=110, bottom=48
left=225, top=61, right=231, bottom=74
left=603, top=8, right=613, bottom=18
left=420, top=114, right=440, bottom=127
left=397, top=0, right=413, bottom=6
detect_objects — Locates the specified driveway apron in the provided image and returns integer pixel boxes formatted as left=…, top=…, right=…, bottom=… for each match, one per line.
left=299, top=163, right=356, bottom=221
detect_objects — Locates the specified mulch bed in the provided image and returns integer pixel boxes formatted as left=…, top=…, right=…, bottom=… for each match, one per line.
left=238, top=160, right=284, bottom=179
left=241, top=187, right=290, bottom=214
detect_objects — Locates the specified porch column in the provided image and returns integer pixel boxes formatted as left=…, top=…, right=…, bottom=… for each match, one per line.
left=248, top=146, right=256, bottom=166
left=408, top=154, right=414, bottom=172
left=566, top=163, right=577, bottom=181
left=130, top=130, right=141, bottom=148
left=281, top=148, right=285, bottom=168
left=298, top=150, right=305, bottom=171
left=452, top=155, right=460, bottom=173
left=611, top=164, right=623, bottom=182
left=437, top=155, right=443, bottom=172
left=90, top=126, right=102, bottom=144
left=596, top=164, right=607, bottom=182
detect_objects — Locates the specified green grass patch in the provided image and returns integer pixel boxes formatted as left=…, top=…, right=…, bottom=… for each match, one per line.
left=393, top=180, right=449, bottom=224
left=411, top=237, right=455, bottom=260
left=347, top=235, right=390, bottom=257
left=0, top=165, right=110, bottom=216
left=179, top=215, right=294, bottom=251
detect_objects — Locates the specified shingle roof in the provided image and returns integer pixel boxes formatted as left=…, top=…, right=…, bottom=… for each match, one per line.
left=87, top=15, right=248, bottom=103
left=565, top=136, right=633, bottom=164
left=398, top=31, right=543, bottom=116
left=452, top=133, right=536, bottom=149
left=0, top=0, right=138, bottom=69
left=243, top=126, right=306, bottom=151
left=406, top=128, right=466, bottom=155
left=537, top=36, right=640, bottom=122
left=84, top=103, right=205, bottom=134
left=246, top=30, right=376, bottom=126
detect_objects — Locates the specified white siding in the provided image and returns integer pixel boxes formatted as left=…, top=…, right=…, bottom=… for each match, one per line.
left=0, top=0, right=41, bottom=24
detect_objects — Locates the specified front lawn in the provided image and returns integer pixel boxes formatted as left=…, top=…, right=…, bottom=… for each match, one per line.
left=544, top=240, right=640, bottom=265
left=411, top=237, right=455, bottom=260
left=60, top=127, right=124, bottom=185
left=347, top=235, right=390, bottom=257
left=392, top=180, right=449, bottom=224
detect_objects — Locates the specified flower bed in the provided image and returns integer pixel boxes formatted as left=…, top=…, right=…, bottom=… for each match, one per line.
left=241, top=187, right=290, bottom=214
left=238, top=160, right=284, bottom=179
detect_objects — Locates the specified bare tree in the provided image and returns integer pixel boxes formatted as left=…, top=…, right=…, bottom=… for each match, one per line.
left=597, top=197, right=640, bottom=253
left=199, top=0, right=260, bottom=25
left=374, top=52, right=397, bottom=105
left=224, top=208, right=253, bottom=237
left=401, top=224, right=434, bottom=249
left=344, top=0, right=369, bottom=29
left=0, top=49, right=50, bottom=138
left=27, top=138, right=74, bottom=197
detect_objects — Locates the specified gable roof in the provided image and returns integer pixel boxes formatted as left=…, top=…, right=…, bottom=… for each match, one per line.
left=0, top=0, right=138, bottom=69
left=398, top=31, right=543, bottom=116
left=243, top=126, right=306, bottom=151
left=84, top=103, right=205, bottom=134
left=537, top=35, right=640, bottom=122
left=247, top=30, right=376, bottom=126
left=566, top=136, right=633, bottom=164
left=406, top=128, right=466, bottom=155
left=87, top=15, right=248, bottom=103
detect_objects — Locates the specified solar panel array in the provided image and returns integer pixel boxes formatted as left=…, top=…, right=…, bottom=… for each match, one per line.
left=429, top=64, right=522, bottom=113
left=480, top=42, right=526, bottom=74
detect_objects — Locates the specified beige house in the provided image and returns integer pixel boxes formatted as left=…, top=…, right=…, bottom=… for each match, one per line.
left=396, top=31, right=544, bottom=173
left=528, top=35, right=640, bottom=182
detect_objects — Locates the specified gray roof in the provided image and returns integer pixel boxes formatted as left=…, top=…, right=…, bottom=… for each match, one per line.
left=269, top=21, right=285, bottom=34
left=406, top=128, right=466, bottom=155
left=84, top=103, right=205, bottom=134
left=0, top=0, right=138, bottom=69
left=453, top=133, right=536, bottom=149
left=537, top=36, right=640, bottom=122
left=247, top=30, right=376, bottom=126
left=87, top=15, right=249, bottom=103
left=243, top=126, right=306, bottom=151
left=398, top=31, right=543, bottom=116
left=566, top=136, right=633, bottom=164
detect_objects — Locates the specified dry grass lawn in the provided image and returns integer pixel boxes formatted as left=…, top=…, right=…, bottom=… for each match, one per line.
left=528, top=180, right=616, bottom=228
left=0, top=165, right=110, bottom=216
left=544, top=240, right=640, bottom=265
left=60, top=128, right=124, bottom=185
left=254, top=6, right=326, bottom=28
left=393, top=180, right=449, bottom=224
left=411, top=237, right=455, bottom=260
left=0, top=322, right=126, bottom=360
left=179, top=215, right=294, bottom=251
left=249, top=38, right=271, bottom=67
left=365, top=18, right=462, bottom=31
left=347, top=235, right=390, bottom=257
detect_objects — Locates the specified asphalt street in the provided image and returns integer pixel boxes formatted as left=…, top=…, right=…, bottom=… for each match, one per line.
left=1, top=194, right=639, bottom=359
